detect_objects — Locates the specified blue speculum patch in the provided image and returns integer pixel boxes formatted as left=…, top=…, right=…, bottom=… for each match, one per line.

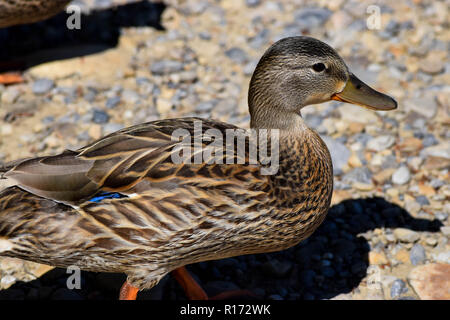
left=88, top=192, right=126, bottom=203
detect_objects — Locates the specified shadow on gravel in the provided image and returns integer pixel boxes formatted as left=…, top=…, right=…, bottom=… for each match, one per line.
left=0, top=197, right=443, bottom=300
left=0, top=0, right=166, bottom=72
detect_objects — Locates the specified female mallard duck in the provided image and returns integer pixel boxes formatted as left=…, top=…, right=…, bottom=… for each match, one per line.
left=0, top=36, right=396, bottom=300
left=0, top=0, right=71, bottom=28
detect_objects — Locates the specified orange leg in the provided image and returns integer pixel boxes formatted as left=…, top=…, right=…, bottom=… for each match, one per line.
left=0, top=72, right=24, bottom=85
left=119, top=281, right=139, bottom=300
left=171, top=266, right=208, bottom=300
left=171, top=266, right=257, bottom=300
left=119, top=267, right=257, bottom=300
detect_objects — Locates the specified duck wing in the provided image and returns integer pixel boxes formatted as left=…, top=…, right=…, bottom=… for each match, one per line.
left=2, top=117, right=252, bottom=204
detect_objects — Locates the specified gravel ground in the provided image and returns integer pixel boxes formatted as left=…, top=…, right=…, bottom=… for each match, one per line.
left=0, top=0, right=449, bottom=300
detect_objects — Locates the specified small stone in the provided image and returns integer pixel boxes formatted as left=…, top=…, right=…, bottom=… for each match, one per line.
left=404, top=96, right=437, bottom=119
left=156, top=98, right=172, bottom=115
left=395, top=249, right=410, bottom=263
left=394, top=228, right=420, bottom=243
left=434, top=251, right=450, bottom=264
left=392, top=166, right=411, bottom=185
left=262, top=259, right=292, bottom=278
left=32, top=78, right=54, bottom=94
left=294, top=7, right=332, bottom=28
left=425, top=237, right=437, bottom=247
left=245, top=0, right=260, bottom=7
left=415, top=195, right=430, bottom=206
left=440, top=226, right=450, bottom=237
left=88, top=125, right=102, bottom=140
left=121, top=90, right=140, bottom=104
left=353, top=182, right=374, bottom=191
left=421, top=144, right=450, bottom=160
left=225, top=47, right=249, bottom=64
left=1, top=87, right=20, bottom=104
left=150, top=60, right=184, bottom=75
left=390, top=279, right=408, bottom=298
left=92, top=109, right=110, bottom=124
left=410, top=244, right=426, bottom=265
left=373, top=168, right=396, bottom=184
left=408, top=264, right=450, bottom=300
left=367, top=135, right=395, bottom=152
left=369, top=251, right=389, bottom=265
left=343, top=167, right=372, bottom=185
left=420, top=54, right=445, bottom=75
left=321, top=136, right=350, bottom=174
left=0, top=275, right=16, bottom=289
left=106, top=96, right=121, bottom=109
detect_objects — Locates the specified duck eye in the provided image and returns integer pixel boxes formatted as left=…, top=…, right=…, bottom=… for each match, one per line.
left=312, top=63, right=326, bottom=72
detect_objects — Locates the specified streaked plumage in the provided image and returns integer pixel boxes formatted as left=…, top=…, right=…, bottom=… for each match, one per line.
left=0, top=37, right=396, bottom=294
left=0, top=0, right=71, bottom=28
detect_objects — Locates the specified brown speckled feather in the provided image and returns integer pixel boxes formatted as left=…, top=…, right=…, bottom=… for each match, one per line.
left=0, top=0, right=71, bottom=28
left=0, top=117, right=332, bottom=288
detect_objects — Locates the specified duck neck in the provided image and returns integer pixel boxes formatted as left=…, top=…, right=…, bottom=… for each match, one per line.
left=250, top=108, right=307, bottom=133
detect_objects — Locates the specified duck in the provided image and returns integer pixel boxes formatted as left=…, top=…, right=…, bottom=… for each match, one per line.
left=0, top=36, right=397, bottom=300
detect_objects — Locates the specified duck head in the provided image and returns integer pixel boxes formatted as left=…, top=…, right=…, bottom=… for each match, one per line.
left=248, top=36, right=397, bottom=129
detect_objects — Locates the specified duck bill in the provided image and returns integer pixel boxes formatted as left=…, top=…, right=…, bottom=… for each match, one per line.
left=331, top=73, right=397, bottom=111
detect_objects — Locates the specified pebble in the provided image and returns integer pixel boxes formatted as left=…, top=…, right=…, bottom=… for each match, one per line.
left=391, top=166, right=411, bottom=185
left=421, top=144, right=450, bottom=160
left=419, top=55, right=445, bottom=75
left=433, top=251, right=450, bottom=264
left=150, top=60, right=184, bottom=75
left=106, top=96, right=121, bottom=109
left=92, top=109, right=110, bottom=124
left=1, top=87, right=20, bottom=104
left=403, top=97, right=437, bottom=119
left=408, top=264, right=450, bottom=300
left=394, top=228, right=420, bottom=243
left=32, top=78, right=54, bottom=95
left=225, top=47, right=249, bottom=64
left=245, top=0, right=261, bottom=7
left=0, top=275, right=16, bottom=288
left=294, top=7, right=332, bottom=28
left=343, top=167, right=372, bottom=185
left=440, top=226, right=450, bottom=237
left=321, top=136, right=350, bottom=174
left=390, top=279, right=408, bottom=298
left=261, top=259, right=292, bottom=278
left=367, top=135, right=395, bottom=152
left=410, top=244, right=426, bottom=265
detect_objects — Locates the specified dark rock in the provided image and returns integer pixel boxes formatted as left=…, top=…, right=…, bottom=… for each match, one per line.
left=262, top=259, right=292, bottom=278
left=92, top=109, right=110, bottom=124
left=225, top=47, right=249, bottom=64
left=294, top=7, right=332, bottom=29
left=106, top=96, right=121, bottom=109
left=245, top=0, right=261, bottom=7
